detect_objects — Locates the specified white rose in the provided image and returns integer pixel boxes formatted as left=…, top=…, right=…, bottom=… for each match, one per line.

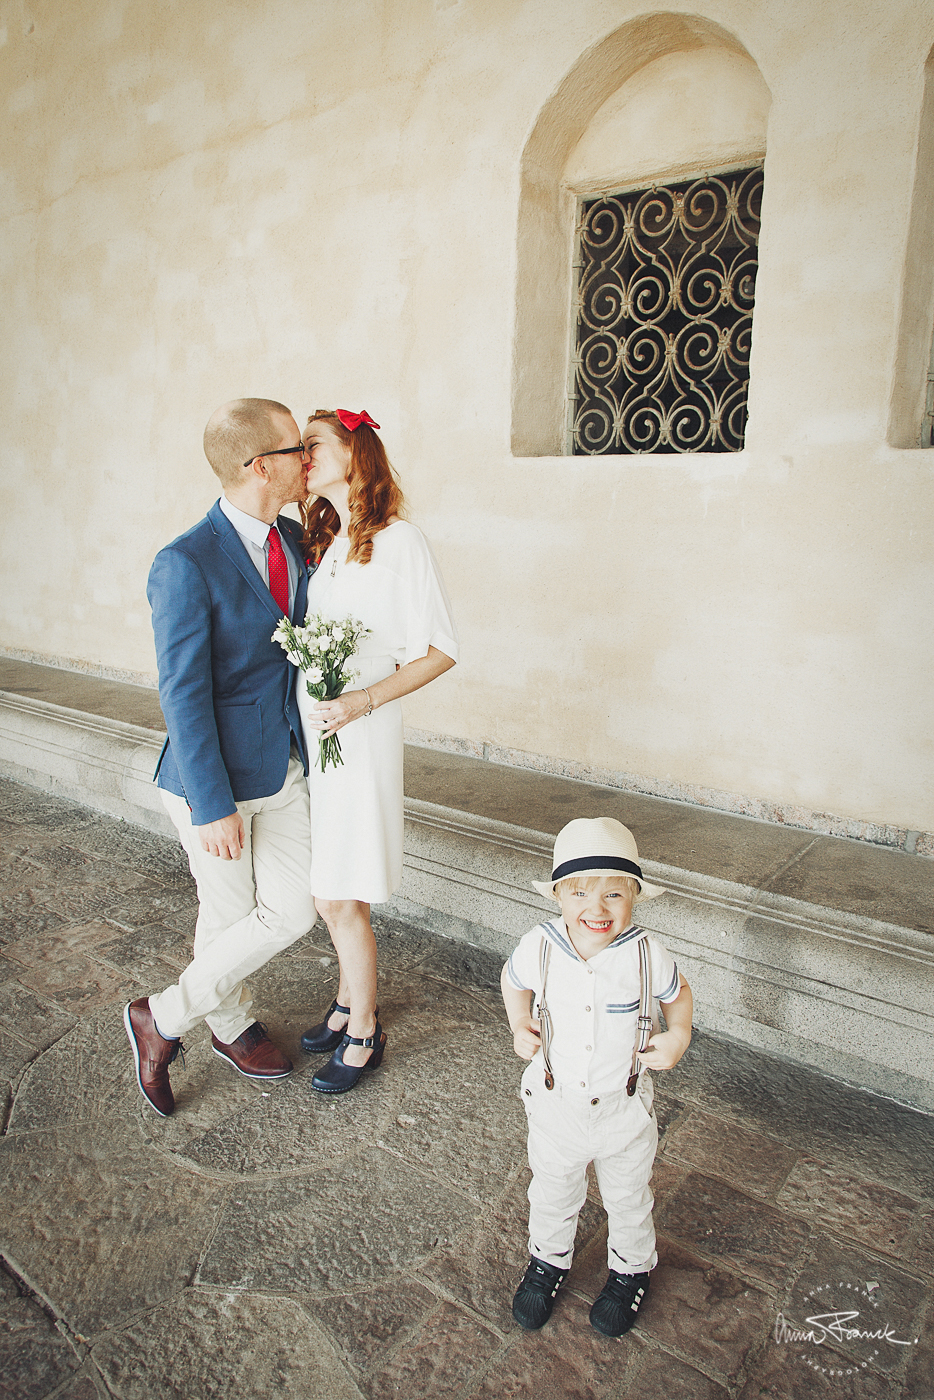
left=306, top=665, right=323, bottom=684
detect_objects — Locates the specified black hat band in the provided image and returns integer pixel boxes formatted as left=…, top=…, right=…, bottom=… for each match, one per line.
left=551, top=855, right=643, bottom=884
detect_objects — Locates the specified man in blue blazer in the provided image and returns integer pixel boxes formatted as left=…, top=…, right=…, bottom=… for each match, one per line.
left=124, top=398, right=316, bottom=1116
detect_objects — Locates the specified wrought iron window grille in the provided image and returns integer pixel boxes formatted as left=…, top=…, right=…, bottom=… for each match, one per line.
left=570, top=165, right=764, bottom=455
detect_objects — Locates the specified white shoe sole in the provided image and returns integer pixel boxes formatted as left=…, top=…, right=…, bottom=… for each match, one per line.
left=211, top=1043, right=293, bottom=1079
left=123, top=1002, right=171, bottom=1117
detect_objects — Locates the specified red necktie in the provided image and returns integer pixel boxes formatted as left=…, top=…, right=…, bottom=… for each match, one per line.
left=266, top=526, right=290, bottom=616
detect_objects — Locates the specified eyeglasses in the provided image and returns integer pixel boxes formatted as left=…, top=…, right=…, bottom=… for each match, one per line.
left=243, top=443, right=309, bottom=469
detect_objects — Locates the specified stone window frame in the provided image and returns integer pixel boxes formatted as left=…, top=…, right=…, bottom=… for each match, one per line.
left=889, top=43, right=934, bottom=448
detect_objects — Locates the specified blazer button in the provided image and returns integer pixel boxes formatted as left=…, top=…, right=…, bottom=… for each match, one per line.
left=524, top=1088, right=532, bottom=1096
left=591, top=1097, right=599, bottom=1106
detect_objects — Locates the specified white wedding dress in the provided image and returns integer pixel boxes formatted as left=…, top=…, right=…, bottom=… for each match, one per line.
left=300, top=521, right=458, bottom=903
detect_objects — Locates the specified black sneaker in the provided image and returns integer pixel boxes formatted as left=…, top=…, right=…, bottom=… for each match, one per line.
left=511, top=1257, right=568, bottom=1330
left=589, top=1270, right=651, bottom=1336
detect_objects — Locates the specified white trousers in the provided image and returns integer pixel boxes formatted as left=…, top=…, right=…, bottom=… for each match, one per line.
left=520, top=1057, right=658, bottom=1274
left=149, top=756, right=315, bottom=1043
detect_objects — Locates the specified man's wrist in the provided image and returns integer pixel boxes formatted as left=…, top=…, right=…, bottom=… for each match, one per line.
left=195, top=809, right=238, bottom=829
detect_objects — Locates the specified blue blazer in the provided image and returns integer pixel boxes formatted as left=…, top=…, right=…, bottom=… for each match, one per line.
left=148, top=500, right=311, bottom=826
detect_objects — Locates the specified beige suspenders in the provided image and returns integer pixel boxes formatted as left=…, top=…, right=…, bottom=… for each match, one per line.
left=537, top=936, right=556, bottom=1089
left=626, top=936, right=653, bottom=1097
left=536, top=928, right=652, bottom=1094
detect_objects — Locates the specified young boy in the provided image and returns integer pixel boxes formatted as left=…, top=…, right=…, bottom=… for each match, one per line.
left=501, top=817, right=692, bottom=1336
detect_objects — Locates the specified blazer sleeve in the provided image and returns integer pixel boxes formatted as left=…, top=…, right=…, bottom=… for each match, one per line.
left=148, top=544, right=237, bottom=826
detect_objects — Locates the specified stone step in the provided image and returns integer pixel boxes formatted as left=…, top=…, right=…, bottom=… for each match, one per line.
left=1, top=655, right=933, bottom=1111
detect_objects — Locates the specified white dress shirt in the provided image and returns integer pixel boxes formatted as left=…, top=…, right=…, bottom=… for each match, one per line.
left=220, top=495, right=299, bottom=613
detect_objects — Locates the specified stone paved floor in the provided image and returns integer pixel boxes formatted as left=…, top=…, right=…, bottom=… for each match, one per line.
left=0, top=776, right=932, bottom=1400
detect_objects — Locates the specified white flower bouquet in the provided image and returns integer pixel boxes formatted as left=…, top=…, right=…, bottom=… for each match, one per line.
left=273, top=612, right=370, bottom=772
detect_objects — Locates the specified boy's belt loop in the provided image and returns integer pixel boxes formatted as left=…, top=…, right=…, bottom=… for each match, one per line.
left=626, top=937, right=652, bottom=1096
left=537, top=936, right=555, bottom=1089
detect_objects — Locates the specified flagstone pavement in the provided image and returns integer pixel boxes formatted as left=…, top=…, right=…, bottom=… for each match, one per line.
left=0, top=775, right=932, bottom=1400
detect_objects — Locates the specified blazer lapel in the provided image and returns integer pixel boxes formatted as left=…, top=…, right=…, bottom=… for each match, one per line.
left=208, top=500, right=284, bottom=622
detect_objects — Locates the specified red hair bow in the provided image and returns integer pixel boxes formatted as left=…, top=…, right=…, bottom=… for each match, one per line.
left=336, top=409, right=380, bottom=432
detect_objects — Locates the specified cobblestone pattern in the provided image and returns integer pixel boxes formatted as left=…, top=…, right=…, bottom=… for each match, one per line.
left=0, top=777, right=932, bottom=1399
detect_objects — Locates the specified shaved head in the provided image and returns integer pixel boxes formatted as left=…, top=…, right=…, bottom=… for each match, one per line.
left=203, top=398, right=294, bottom=487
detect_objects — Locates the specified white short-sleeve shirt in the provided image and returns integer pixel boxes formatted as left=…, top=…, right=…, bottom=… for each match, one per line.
left=505, top=919, right=681, bottom=1095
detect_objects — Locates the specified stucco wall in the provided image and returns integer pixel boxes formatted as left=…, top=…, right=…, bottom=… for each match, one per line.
left=1, top=0, right=932, bottom=835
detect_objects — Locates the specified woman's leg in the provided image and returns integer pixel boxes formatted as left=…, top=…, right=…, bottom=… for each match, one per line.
left=314, top=897, right=379, bottom=1067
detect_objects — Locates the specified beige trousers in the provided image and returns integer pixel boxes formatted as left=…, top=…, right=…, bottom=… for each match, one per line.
left=521, top=1057, right=658, bottom=1275
left=149, top=755, right=315, bottom=1043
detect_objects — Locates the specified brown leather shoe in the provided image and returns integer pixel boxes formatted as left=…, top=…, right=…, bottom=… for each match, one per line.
left=211, top=1022, right=293, bottom=1079
left=124, top=998, right=182, bottom=1117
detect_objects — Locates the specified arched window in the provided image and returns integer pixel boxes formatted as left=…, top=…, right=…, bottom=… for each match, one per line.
left=511, top=15, right=771, bottom=456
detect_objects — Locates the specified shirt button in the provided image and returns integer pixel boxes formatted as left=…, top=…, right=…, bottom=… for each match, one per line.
left=585, top=1006, right=591, bottom=1012
left=591, top=1097, right=599, bottom=1106
left=580, top=1081, right=586, bottom=1088
left=585, top=1045, right=592, bottom=1052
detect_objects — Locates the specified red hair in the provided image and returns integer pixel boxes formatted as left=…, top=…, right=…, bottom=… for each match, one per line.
left=299, top=411, right=405, bottom=566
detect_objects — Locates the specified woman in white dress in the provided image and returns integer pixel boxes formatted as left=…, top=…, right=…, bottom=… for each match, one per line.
left=297, top=410, right=458, bottom=1093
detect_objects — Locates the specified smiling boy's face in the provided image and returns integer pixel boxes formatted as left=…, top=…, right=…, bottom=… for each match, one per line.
left=555, top=875, right=637, bottom=954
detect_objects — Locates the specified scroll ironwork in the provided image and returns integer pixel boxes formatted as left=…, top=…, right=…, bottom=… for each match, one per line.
left=572, top=167, right=763, bottom=454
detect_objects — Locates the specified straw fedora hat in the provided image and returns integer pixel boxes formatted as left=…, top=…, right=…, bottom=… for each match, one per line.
left=532, top=817, right=665, bottom=902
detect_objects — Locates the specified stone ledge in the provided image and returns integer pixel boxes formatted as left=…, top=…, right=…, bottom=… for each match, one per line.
left=407, top=727, right=934, bottom=857
left=0, top=690, right=171, bottom=837
left=1, top=662, right=933, bottom=1111
left=0, top=653, right=163, bottom=728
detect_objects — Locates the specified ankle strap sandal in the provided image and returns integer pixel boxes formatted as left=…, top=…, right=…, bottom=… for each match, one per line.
left=300, top=998, right=351, bottom=1055
left=311, top=1020, right=387, bottom=1094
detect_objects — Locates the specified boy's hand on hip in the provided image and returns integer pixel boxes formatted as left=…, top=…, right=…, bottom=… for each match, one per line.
left=512, top=1018, right=542, bottom=1061
left=197, top=813, right=245, bottom=860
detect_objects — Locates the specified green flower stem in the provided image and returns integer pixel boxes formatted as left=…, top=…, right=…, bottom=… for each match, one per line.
left=307, top=675, right=350, bottom=774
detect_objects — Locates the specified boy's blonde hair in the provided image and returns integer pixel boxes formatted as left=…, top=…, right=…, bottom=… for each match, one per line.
left=553, top=873, right=640, bottom=901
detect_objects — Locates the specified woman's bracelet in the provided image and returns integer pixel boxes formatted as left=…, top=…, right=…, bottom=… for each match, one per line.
left=361, top=688, right=373, bottom=718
